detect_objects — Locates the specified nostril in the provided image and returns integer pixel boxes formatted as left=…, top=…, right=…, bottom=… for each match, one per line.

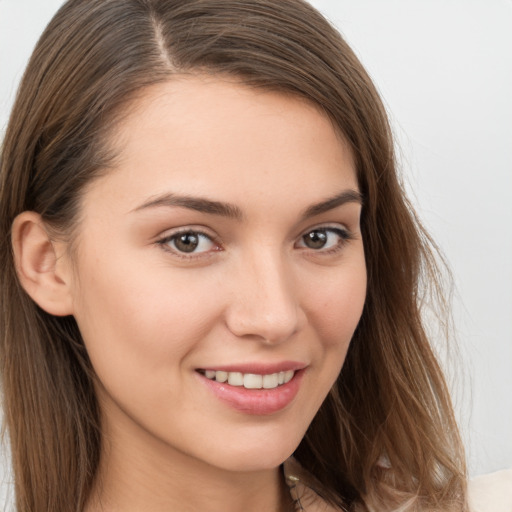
left=224, top=257, right=302, bottom=342
left=225, top=307, right=301, bottom=344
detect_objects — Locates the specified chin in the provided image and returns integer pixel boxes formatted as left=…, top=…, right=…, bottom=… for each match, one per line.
left=198, top=428, right=303, bottom=473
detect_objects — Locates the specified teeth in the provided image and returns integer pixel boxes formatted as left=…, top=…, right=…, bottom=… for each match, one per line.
left=244, top=373, right=263, bottom=389
left=227, top=372, right=243, bottom=386
left=203, top=369, right=296, bottom=389
left=216, top=370, right=228, bottom=383
left=263, top=373, right=278, bottom=389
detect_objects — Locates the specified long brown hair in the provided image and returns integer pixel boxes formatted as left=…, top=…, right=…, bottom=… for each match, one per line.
left=0, top=1, right=466, bottom=511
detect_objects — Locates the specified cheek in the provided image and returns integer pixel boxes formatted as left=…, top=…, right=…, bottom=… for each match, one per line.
left=304, top=259, right=367, bottom=349
left=289, top=258, right=366, bottom=427
left=71, top=259, right=228, bottom=437
left=70, top=250, right=223, bottom=382
left=297, top=256, right=366, bottom=413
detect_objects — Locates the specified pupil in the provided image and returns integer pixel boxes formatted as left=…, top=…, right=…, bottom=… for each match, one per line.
left=305, top=230, right=327, bottom=249
left=175, top=233, right=199, bottom=253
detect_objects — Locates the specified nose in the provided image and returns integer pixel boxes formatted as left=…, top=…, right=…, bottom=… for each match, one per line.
left=224, top=249, right=304, bottom=344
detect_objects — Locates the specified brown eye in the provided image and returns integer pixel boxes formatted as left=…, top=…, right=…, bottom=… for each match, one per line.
left=303, top=229, right=328, bottom=249
left=160, top=230, right=216, bottom=254
left=298, top=227, right=350, bottom=251
left=174, top=232, right=200, bottom=253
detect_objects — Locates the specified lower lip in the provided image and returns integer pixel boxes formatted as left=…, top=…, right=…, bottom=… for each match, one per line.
left=197, top=370, right=305, bottom=415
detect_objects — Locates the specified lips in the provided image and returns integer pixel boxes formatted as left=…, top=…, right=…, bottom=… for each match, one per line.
left=196, top=363, right=306, bottom=415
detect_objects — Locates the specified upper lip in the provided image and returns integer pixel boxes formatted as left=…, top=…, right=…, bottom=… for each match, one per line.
left=197, top=361, right=306, bottom=374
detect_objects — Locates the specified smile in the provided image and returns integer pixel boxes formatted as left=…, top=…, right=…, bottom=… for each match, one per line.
left=200, top=370, right=295, bottom=389
left=197, top=366, right=304, bottom=415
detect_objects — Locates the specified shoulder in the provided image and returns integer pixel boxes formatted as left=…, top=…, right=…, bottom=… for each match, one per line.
left=285, top=458, right=512, bottom=512
left=283, top=458, right=341, bottom=512
left=468, top=469, right=512, bottom=512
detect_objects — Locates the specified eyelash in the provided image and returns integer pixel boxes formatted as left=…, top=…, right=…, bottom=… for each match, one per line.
left=295, top=226, right=354, bottom=255
left=156, top=225, right=354, bottom=259
left=157, top=229, right=220, bottom=260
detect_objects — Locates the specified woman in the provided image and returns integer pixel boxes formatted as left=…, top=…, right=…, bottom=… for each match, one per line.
left=0, top=0, right=496, bottom=510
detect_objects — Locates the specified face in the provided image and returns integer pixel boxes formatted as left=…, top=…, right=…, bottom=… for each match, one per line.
left=68, top=76, right=366, bottom=473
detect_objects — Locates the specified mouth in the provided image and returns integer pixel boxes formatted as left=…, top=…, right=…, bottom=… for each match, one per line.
left=195, top=364, right=305, bottom=415
left=197, top=369, right=295, bottom=390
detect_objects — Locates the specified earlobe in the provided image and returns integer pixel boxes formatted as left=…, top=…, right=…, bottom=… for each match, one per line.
left=11, top=211, right=74, bottom=316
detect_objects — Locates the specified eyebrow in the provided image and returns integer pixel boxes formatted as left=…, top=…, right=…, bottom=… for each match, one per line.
left=132, top=193, right=245, bottom=220
left=132, top=189, right=363, bottom=221
left=300, top=189, right=363, bottom=220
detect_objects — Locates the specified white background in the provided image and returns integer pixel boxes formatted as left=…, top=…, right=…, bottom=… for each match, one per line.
left=0, top=0, right=511, bottom=497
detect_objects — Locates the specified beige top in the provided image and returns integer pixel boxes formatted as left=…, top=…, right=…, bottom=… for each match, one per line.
left=283, top=459, right=512, bottom=512
left=468, top=469, right=512, bottom=512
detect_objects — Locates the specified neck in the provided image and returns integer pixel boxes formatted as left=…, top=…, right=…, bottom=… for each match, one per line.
left=85, top=408, right=294, bottom=512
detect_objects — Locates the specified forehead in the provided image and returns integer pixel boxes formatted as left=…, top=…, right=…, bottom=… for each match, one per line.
left=86, top=76, right=357, bottom=216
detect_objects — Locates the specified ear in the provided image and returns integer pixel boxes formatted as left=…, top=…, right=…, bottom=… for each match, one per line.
left=11, top=212, right=74, bottom=316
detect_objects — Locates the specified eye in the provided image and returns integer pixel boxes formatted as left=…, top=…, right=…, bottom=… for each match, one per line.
left=297, top=227, right=351, bottom=251
left=158, top=230, right=217, bottom=254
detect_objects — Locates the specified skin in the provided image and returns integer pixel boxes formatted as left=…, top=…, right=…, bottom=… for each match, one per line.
left=56, top=77, right=367, bottom=511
